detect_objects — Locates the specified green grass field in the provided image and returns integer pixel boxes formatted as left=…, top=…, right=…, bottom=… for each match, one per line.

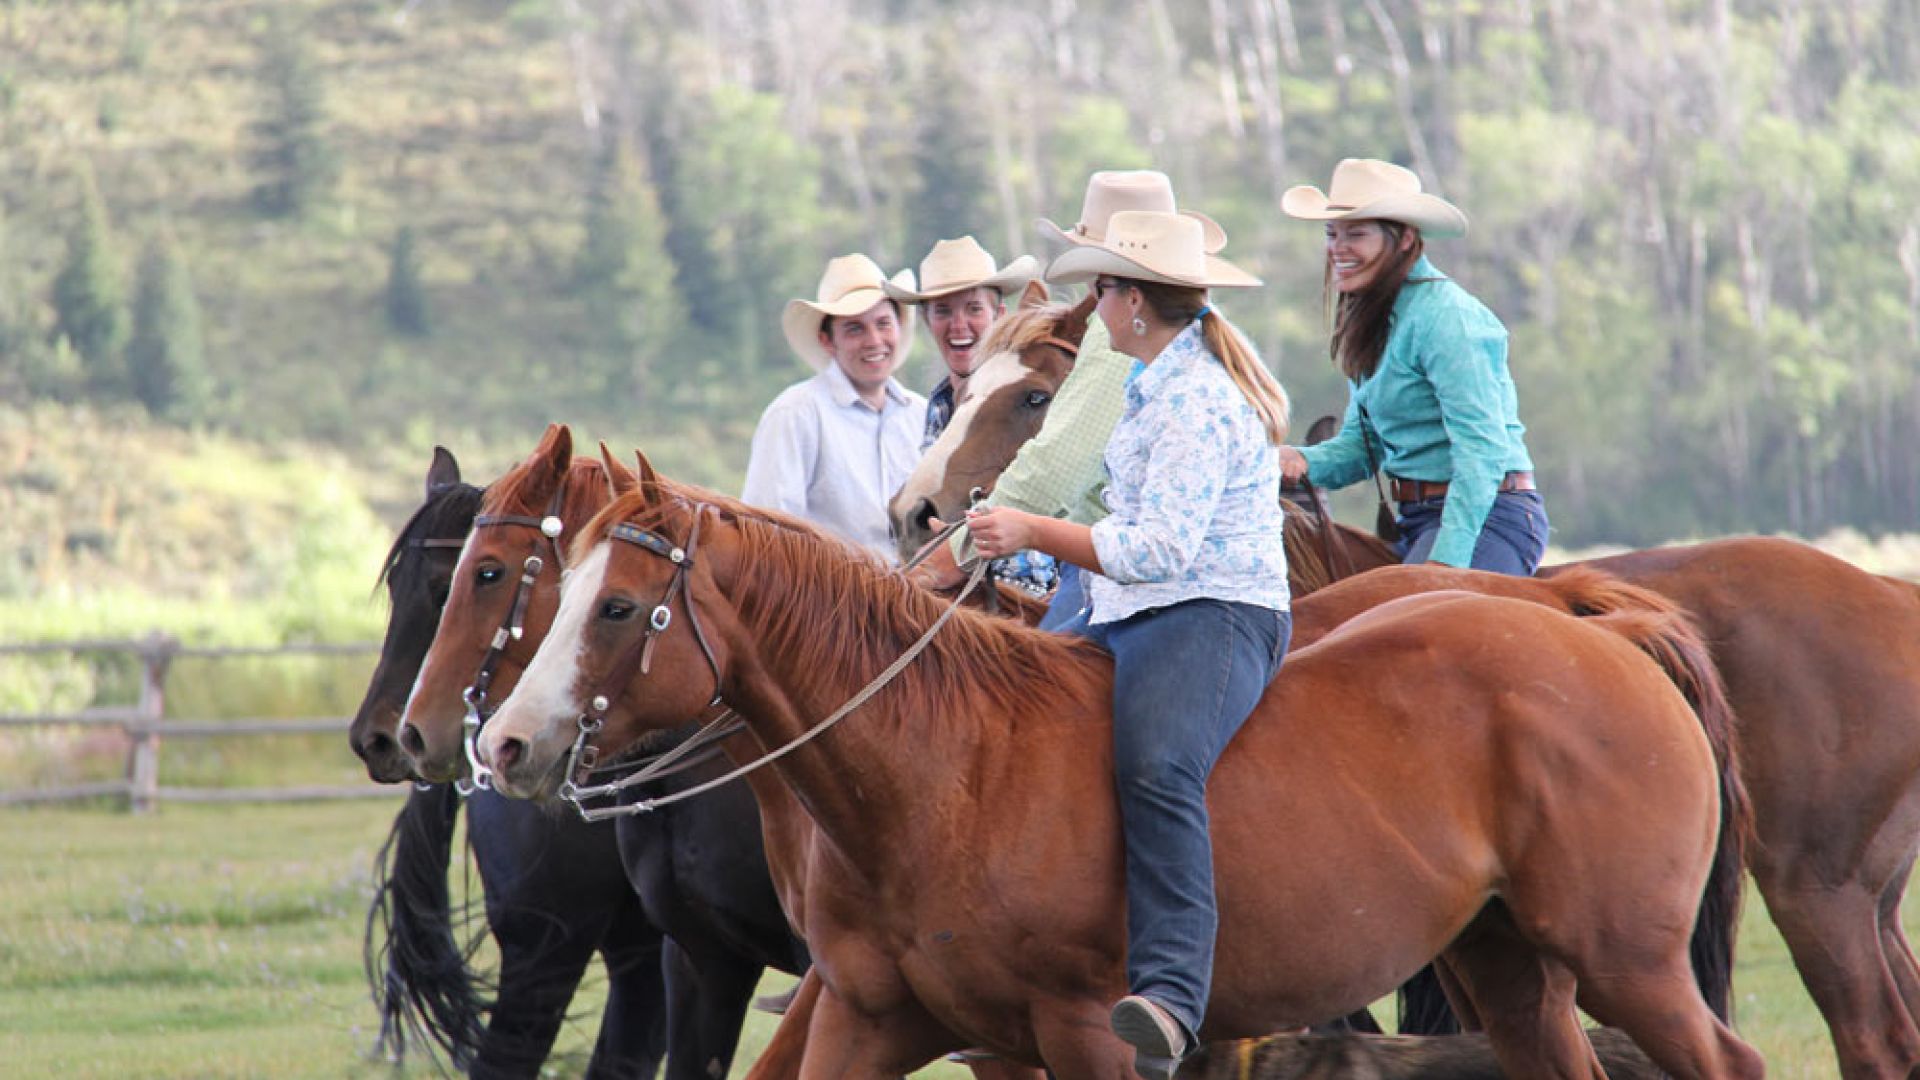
left=0, top=799, right=1892, bottom=1078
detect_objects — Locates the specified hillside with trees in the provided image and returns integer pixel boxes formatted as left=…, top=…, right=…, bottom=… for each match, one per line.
left=2, top=0, right=1916, bottom=609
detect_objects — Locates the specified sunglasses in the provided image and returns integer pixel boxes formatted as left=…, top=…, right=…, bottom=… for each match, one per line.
left=1092, top=279, right=1125, bottom=300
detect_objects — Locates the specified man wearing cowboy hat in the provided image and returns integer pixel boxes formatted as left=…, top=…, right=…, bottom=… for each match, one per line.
left=741, top=253, right=926, bottom=562
left=884, top=236, right=1039, bottom=450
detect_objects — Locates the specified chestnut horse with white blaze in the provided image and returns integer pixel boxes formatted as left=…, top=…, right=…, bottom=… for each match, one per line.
left=897, top=295, right=1920, bottom=1079
left=477, top=462, right=1760, bottom=1079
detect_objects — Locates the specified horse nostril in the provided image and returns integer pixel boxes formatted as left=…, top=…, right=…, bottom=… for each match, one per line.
left=398, top=723, right=426, bottom=758
left=494, top=737, right=525, bottom=774
left=365, top=732, right=396, bottom=759
left=912, top=499, right=937, bottom=533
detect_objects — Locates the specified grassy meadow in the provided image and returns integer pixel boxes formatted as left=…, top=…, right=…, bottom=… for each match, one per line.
left=0, top=798, right=1896, bottom=1078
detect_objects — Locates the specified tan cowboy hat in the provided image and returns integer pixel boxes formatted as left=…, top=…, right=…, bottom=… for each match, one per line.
left=1280, top=158, right=1468, bottom=238
left=781, top=253, right=917, bottom=373
left=883, top=237, right=1038, bottom=303
left=1038, top=170, right=1228, bottom=254
left=1045, top=210, right=1261, bottom=290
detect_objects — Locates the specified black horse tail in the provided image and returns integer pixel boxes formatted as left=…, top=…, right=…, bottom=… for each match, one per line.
left=364, top=783, right=495, bottom=1068
left=1577, top=579, right=1752, bottom=1022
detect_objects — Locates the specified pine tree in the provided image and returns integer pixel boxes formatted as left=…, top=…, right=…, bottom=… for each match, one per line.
left=907, top=46, right=992, bottom=259
left=574, top=138, right=683, bottom=402
left=385, top=225, right=430, bottom=336
left=249, top=14, right=336, bottom=219
left=127, top=233, right=212, bottom=423
left=50, top=164, right=130, bottom=394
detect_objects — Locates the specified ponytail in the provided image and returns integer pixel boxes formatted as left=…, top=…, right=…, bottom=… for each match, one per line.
left=1200, top=309, right=1291, bottom=445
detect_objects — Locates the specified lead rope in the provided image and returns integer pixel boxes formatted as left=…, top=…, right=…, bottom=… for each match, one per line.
left=558, top=557, right=989, bottom=821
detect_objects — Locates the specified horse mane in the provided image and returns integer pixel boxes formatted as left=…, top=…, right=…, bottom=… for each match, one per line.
left=481, top=455, right=613, bottom=519
left=1279, top=498, right=1401, bottom=595
left=378, top=481, right=484, bottom=589
left=973, top=299, right=1080, bottom=361
left=581, top=484, right=1112, bottom=730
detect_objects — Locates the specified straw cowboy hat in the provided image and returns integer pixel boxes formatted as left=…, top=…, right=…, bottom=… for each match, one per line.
left=883, top=237, right=1039, bottom=303
left=1038, top=170, right=1228, bottom=254
left=782, top=254, right=917, bottom=373
left=1045, top=210, right=1261, bottom=290
left=1280, top=158, right=1469, bottom=238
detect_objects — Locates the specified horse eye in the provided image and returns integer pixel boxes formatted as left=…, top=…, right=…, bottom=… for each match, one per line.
left=475, top=565, right=504, bottom=586
left=1024, top=390, right=1051, bottom=408
left=600, top=598, right=636, bottom=622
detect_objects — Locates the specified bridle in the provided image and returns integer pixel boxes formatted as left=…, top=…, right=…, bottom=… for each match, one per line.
left=556, top=502, right=987, bottom=822
left=457, top=486, right=568, bottom=794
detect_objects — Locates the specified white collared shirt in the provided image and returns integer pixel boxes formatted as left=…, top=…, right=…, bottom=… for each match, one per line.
left=741, top=364, right=928, bottom=562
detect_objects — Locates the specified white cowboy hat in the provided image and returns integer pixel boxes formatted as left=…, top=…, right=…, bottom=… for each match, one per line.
left=1280, top=158, right=1469, bottom=238
left=1045, top=210, right=1261, bottom=290
left=883, top=237, right=1039, bottom=303
left=781, top=253, right=917, bottom=372
left=1038, top=170, right=1228, bottom=254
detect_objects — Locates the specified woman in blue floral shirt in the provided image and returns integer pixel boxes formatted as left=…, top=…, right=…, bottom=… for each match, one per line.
left=1276, top=158, right=1549, bottom=573
left=966, top=208, right=1289, bottom=1080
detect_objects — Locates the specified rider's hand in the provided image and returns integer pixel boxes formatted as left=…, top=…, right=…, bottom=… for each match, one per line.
left=1278, top=446, right=1310, bottom=484
left=966, top=507, right=1038, bottom=560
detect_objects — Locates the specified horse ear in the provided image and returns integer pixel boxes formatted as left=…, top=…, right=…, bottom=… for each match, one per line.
left=632, top=450, right=663, bottom=494
left=1018, top=280, right=1050, bottom=310
left=531, top=424, right=573, bottom=485
left=600, top=441, right=637, bottom=497
left=1060, top=290, right=1098, bottom=343
left=426, top=446, right=461, bottom=496
left=1303, top=414, right=1340, bottom=447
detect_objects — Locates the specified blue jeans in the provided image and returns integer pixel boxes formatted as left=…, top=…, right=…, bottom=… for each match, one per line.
left=1079, top=599, right=1292, bottom=1041
left=1038, top=562, right=1092, bottom=634
left=1397, top=489, right=1550, bottom=575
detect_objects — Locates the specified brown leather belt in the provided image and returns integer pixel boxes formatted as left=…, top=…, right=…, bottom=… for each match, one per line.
left=1390, top=471, right=1535, bottom=503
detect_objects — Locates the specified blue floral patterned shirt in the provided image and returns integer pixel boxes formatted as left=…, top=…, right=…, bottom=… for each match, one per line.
left=1088, top=321, right=1290, bottom=623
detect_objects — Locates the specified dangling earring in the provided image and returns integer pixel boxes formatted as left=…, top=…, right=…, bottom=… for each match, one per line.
left=1131, top=315, right=1147, bottom=337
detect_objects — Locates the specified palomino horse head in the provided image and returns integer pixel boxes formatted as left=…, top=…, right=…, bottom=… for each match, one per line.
left=349, top=447, right=482, bottom=783
left=889, top=283, right=1093, bottom=562
left=478, top=454, right=748, bottom=800
left=396, top=424, right=634, bottom=783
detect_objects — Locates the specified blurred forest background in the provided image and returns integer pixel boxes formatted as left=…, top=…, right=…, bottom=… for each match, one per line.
left=2, top=0, right=1917, bottom=647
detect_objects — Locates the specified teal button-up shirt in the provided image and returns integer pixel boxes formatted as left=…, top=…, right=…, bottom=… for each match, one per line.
left=1298, top=256, right=1533, bottom=568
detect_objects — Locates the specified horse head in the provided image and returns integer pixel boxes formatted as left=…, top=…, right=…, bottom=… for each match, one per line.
left=889, top=283, right=1093, bottom=562
left=480, top=451, right=740, bottom=800
left=396, top=424, right=629, bottom=783
left=350, top=446, right=481, bottom=782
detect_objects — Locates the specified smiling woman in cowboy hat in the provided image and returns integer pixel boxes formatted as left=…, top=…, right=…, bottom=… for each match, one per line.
left=741, top=253, right=926, bottom=561
left=966, top=208, right=1291, bottom=1080
left=884, top=236, right=1038, bottom=449
left=1277, top=158, right=1549, bottom=574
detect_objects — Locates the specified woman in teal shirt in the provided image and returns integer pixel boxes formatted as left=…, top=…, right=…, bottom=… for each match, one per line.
left=1276, top=158, right=1549, bottom=573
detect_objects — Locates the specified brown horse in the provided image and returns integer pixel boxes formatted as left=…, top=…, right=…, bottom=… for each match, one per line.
left=897, top=297, right=1920, bottom=1078
left=478, top=463, right=1761, bottom=1079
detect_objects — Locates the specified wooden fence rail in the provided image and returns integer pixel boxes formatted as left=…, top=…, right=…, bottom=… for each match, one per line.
left=0, top=634, right=405, bottom=812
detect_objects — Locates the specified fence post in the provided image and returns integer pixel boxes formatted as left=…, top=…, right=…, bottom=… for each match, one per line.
left=125, top=632, right=178, bottom=814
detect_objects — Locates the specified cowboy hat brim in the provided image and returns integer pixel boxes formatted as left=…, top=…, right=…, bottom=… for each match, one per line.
left=881, top=255, right=1040, bottom=303
left=1280, top=185, right=1469, bottom=239
left=1044, top=245, right=1261, bottom=291
left=1037, top=210, right=1230, bottom=255
left=782, top=270, right=918, bottom=372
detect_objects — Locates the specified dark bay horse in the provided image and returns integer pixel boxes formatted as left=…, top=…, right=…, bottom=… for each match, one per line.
left=352, top=447, right=667, bottom=1077
left=478, top=467, right=1760, bottom=1079
left=893, top=295, right=1920, bottom=1078
left=392, top=427, right=812, bottom=1080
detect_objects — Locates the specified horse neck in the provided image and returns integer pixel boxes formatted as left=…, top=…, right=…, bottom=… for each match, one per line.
left=713, top=538, right=1081, bottom=869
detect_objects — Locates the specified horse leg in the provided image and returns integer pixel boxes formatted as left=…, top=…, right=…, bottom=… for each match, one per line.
left=1440, top=912, right=1606, bottom=1079
left=585, top=903, right=669, bottom=1079
left=787, top=982, right=959, bottom=1080
left=1755, top=871, right=1920, bottom=1078
left=741, top=968, right=821, bottom=1080
left=1879, top=847, right=1920, bottom=1027
left=661, top=937, right=763, bottom=1080
left=1573, top=953, right=1764, bottom=1080
left=477, top=906, right=602, bottom=1079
